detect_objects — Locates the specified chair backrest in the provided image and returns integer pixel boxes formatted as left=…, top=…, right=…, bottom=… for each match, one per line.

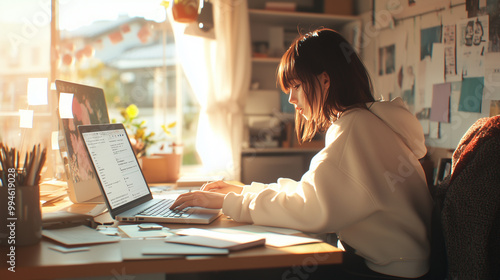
left=435, top=115, right=500, bottom=280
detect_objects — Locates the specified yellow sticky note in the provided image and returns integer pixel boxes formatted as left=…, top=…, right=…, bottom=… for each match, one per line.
left=27, top=78, right=48, bottom=105
left=58, top=92, right=74, bottom=119
left=19, top=109, right=34, bottom=128
left=51, top=131, right=59, bottom=150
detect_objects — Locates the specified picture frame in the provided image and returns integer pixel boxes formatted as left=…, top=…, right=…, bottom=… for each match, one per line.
left=434, top=157, right=452, bottom=186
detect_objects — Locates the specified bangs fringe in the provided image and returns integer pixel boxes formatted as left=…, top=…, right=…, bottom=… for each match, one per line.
left=277, top=46, right=297, bottom=93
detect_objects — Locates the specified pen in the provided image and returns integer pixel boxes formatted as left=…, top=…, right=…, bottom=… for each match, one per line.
left=0, top=143, right=47, bottom=187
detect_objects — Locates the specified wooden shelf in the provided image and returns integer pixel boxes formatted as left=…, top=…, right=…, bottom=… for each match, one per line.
left=249, top=9, right=359, bottom=28
left=252, top=57, right=281, bottom=63
left=242, top=147, right=320, bottom=155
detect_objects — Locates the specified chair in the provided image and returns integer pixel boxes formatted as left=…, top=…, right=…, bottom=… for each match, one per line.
left=435, top=115, right=500, bottom=280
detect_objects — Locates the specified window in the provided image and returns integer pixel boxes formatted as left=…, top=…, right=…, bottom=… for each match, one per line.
left=57, top=0, right=201, bottom=166
left=0, top=1, right=52, bottom=148
left=0, top=0, right=201, bottom=179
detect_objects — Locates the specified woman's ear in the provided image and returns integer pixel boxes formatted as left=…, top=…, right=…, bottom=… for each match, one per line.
left=321, top=71, right=330, bottom=92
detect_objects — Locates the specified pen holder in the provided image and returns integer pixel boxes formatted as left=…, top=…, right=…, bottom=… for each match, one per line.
left=0, top=185, right=42, bottom=247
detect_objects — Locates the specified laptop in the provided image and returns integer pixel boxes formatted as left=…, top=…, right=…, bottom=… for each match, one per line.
left=78, top=123, right=221, bottom=224
left=55, top=80, right=108, bottom=204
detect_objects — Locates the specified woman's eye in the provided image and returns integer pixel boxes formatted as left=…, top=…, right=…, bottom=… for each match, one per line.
left=293, top=84, right=300, bottom=89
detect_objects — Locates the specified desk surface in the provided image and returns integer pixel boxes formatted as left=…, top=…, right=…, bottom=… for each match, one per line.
left=1, top=188, right=343, bottom=279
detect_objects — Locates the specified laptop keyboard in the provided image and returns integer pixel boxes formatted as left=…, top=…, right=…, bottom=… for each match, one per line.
left=137, top=199, right=192, bottom=218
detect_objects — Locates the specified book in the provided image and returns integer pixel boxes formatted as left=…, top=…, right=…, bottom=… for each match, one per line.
left=165, top=228, right=266, bottom=251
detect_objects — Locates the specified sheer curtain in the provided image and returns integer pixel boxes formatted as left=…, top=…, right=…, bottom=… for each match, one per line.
left=169, top=0, right=251, bottom=180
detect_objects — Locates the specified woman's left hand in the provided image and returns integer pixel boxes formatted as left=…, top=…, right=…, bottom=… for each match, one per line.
left=170, top=191, right=226, bottom=210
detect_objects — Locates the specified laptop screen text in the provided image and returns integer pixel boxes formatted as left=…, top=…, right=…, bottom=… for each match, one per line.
left=81, top=128, right=150, bottom=209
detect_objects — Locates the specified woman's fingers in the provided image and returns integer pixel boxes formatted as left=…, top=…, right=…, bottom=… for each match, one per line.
left=201, top=181, right=243, bottom=194
left=170, top=191, right=224, bottom=210
left=201, top=180, right=225, bottom=192
left=169, top=192, right=192, bottom=210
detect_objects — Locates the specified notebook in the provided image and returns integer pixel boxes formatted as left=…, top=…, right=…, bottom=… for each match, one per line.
left=78, top=123, right=221, bottom=224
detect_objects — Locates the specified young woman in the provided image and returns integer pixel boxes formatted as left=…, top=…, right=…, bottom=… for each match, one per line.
left=171, top=28, right=433, bottom=279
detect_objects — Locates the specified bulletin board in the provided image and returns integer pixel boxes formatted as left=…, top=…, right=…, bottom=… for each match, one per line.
left=371, top=0, right=500, bottom=150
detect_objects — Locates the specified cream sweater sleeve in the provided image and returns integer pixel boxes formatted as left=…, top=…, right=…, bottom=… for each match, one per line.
left=222, top=158, right=378, bottom=233
left=222, top=177, right=326, bottom=232
left=222, top=111, right=391, bottom=233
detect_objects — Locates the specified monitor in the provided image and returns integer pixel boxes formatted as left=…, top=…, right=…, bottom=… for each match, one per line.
left=55, top=80, right=110, bottom=203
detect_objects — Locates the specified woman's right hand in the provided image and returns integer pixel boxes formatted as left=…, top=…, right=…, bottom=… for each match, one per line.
left=201, top=181, right=243, bottom=195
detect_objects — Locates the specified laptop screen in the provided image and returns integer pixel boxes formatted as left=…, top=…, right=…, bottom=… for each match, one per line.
left=80, top=124, right=151, bottom=209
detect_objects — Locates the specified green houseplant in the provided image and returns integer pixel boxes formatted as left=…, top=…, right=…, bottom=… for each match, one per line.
left=116, top=104, right=176, bottom=158
left=114, top=104, right=181, bottom=183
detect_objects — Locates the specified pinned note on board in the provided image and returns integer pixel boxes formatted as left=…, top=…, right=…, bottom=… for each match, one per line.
left=19, top=109, right=34, bottom=128
left=430, top=83, right=451, bottom=123
left=27, top=78, right=48, bottom=105
left=51, top=131, right=59, bottom=150
left=459, top=77, right=484, bottom=113
left=58, top=92, right=74, bottom=119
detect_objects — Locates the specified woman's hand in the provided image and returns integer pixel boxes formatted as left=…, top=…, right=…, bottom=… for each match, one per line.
left=170, top=191, right=226, bottom=210
left=170, top=181, right=243, bottom=210
left=201, top=181, right=243, bottom=195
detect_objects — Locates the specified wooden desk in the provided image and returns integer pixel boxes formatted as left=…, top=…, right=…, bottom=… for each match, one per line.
left=1, top=200, right=343, bottom=279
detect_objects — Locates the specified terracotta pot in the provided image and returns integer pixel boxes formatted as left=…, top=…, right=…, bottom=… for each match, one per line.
left=172, top=0, right=199, bottom=23
left=139, top=153, right=182, bottom=183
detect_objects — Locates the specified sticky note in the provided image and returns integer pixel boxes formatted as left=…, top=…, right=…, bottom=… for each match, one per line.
left=459, top=77, right=484, bottom=113
left=19, top=109, right=34, bottom=128
left=430, top=83, right=451, bottom=123
left=58, top=92, right=74, bottom=119
left=51, top=131, right=59, bottom=150
left=27, top=78, right=48, bottom=105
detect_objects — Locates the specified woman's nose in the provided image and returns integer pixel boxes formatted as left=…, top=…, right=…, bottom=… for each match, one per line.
left=288, top=90, right=297, bottom=105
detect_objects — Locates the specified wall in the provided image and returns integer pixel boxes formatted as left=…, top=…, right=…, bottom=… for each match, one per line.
left=360, top=0, right=500, bottom=158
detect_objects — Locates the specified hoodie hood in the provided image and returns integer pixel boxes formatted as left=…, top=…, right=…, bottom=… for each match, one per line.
left=368, top=97, right=427, bottom=159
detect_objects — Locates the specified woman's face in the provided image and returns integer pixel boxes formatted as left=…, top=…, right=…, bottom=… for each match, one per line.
left=288, top=73, right=329, bottom=121
left=288, top=80, right=311, bottom=120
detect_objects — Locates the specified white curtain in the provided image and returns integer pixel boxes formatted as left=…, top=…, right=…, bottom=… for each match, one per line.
left=169, top=0, right=251, bottom=180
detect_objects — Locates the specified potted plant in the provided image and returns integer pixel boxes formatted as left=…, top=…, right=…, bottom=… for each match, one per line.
left=115, top=104, right=182, bottom=183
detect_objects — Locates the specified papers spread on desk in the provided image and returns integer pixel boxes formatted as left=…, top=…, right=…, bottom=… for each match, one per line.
left=166, top=228, right=266, bottom=251
left=42, top=225, right=120, bottom=246
left=118, top=224, right=174, bottom=238
left=40, top=179, right=68, bottom=205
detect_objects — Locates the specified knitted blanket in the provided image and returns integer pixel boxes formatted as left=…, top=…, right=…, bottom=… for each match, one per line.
left=436, top=115, right=500, bottom=280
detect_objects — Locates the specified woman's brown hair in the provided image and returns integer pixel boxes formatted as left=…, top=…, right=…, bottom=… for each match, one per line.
left=277, top=28, right=375, bottom=144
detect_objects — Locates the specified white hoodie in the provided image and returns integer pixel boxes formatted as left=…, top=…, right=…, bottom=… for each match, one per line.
left=223, top=98, right=433, bottom=278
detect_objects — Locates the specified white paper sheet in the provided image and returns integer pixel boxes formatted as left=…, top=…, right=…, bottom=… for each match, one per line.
left=484, top=52, right=500, bottom=100
left=27, top=78, right=48, bottom=105
left=457, top=16, right=489, bottom=78
left=58, top=92, right=74, bottom=119
left=19, top=109, right=34, bottom=128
